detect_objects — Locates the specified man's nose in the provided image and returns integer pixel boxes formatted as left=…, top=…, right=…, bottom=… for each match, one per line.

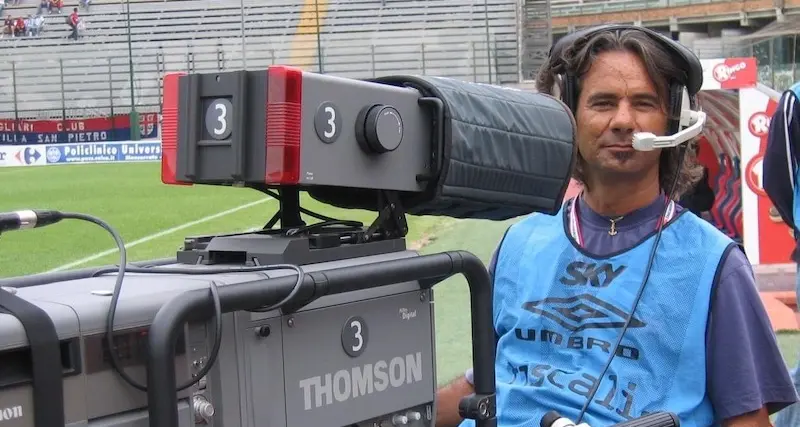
left=609, top=101, right=636, bottom=134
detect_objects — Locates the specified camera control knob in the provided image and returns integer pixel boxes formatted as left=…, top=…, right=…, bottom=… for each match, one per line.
left=391, top=414, right=409, bottom=425
left=356, top=104, right=403, bottom=154
left=192, top=395, right=215, bottom=423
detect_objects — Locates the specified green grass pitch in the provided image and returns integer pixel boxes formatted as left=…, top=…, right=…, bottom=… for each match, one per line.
left=1, top=162, right=798, bottom=392
left=0, top=162, right=454, bottom=278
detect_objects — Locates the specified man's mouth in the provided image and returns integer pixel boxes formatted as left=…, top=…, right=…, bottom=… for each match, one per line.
left=603, top=143, right=633, bottom=150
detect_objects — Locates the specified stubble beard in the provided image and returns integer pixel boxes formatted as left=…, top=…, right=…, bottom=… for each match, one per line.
left=610, top=150, right=635, bottom=162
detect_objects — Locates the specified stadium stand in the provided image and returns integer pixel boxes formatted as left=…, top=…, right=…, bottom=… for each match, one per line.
left=0, top=0, right=520, bottom=121
left=519, top=0, right=551, bottom=81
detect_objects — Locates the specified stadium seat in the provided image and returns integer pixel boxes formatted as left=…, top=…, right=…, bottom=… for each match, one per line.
left=0, top=0, right=519, bottom=121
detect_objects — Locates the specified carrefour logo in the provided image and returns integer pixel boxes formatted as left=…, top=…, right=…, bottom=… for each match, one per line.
left=21, top=147, right=41, bottom=164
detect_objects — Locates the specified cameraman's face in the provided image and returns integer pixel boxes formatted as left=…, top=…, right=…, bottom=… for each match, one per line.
left=575, top=50, right=668, bottom=181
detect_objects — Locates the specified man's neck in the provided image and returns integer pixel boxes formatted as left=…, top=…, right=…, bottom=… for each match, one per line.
left=582, top=179, right=661, bottom=217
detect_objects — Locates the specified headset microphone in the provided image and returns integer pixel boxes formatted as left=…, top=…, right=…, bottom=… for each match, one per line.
left=632, top=109, right=707, bottom=152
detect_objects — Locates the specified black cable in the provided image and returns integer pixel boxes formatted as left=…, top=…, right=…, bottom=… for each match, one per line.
left=245, top=259, right=305, bottom=312
left=259, top=189, right=363, bottom=231
left=260, top=188, right=347, bottom=223
left=284, top=220, right=364, bottom=236
left=575, top=144, right=689, bottom=424
left=56, top=212, right=304, bottom=393
left=92, top=263, right=305, bottom=314
left=264, top=211, right=281, bottom=230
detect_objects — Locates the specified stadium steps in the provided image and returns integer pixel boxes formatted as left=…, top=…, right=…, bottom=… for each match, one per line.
left=313, top=0, right=518, bottom=81
left=0, top=0, right=519, bottom=118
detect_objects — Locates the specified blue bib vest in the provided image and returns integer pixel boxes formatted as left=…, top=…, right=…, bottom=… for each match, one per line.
left=459, top=200, right=735, bottom=427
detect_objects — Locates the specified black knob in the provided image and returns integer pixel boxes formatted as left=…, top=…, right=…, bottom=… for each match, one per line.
left=356, top=104, right=403, bottom=154
left=540, top=411, right=565, bottom=427
left=611, top=412, right=680, bottom=427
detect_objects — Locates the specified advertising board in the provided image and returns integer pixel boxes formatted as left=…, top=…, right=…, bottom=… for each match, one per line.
left=0, top=141, right=162, bottom=167
left=0, top=113, right=159, bottom=145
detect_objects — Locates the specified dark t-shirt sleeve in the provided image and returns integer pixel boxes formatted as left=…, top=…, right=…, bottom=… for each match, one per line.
left=489, top=242, right=501, bottom=343
left=764, top=89, right=800, bottom=231
left=706, top=247, right=799, bottom=420
left=463, top=241, right=502, bottom=384
left=488, top=247, right=498, bottom=281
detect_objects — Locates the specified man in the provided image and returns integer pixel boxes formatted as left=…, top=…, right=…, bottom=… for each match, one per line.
left=4, top=15, right=13, bottom=37
left=48, top=0, right=63, bottom=14
left=678, top=144, right=715, bottom=217
left=12, top=15, right=25, bottom=37
left=67, top=7, right=78, bottom=40
left=28, top=13, right=43, bottom=37
left=764, top=82, right=800, bottom=427
left=436, top=26, right=797, bottom=427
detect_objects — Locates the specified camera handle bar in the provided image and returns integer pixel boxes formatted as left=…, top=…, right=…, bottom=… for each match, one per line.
left=146, top=250, right=497, bottom=427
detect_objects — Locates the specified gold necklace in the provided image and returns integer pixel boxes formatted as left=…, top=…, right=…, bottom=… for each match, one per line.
left=608, top=216, right=624, bottom=236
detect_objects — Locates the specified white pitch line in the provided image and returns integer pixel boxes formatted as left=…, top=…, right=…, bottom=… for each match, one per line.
left=48, top=198, right=273, bottom=272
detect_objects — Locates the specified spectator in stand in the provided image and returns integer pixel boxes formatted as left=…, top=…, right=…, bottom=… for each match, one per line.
left=37, top=0, right=48, bottom=14
left=13, top=15, right=25, bottom=37
left=4, top=15, right=13, bottom=36
left=80, top=0, right=90, bottom=11
left=27, top=13, right=42, bottom=36
left=48, top=0, right=62, bottom=14
left=67, top=6, right=78, bottom=39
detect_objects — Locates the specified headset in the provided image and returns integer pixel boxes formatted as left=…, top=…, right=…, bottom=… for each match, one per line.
left=545, top=24, right=707, bottom=424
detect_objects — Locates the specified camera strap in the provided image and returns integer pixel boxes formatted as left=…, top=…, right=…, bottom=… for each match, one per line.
left=0, top=287, right=64, bottom=427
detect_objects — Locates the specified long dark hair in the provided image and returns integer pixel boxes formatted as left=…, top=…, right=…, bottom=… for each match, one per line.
left=536, top=29, right=704, bottom=198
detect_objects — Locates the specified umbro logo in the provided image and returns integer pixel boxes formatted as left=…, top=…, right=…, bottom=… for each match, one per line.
left=521, top=294, right=646, bottom=332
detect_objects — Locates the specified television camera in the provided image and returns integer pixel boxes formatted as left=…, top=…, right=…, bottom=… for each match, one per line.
left=0, top=65, right=675, bottom=427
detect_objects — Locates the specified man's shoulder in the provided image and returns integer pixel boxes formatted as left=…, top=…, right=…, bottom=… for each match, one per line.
left=509, top=206, right=566, bottom=231
left=674, top=209, right=736, bottom=246
left=491, top=210, right=567, bottom=266
left=503, top=211, right=565, bottom=243
left=777, top=84, right=800, bottom=123
left=712, top=245, right=754, bottom=291
left=790, top=82, right=800, bottom=99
